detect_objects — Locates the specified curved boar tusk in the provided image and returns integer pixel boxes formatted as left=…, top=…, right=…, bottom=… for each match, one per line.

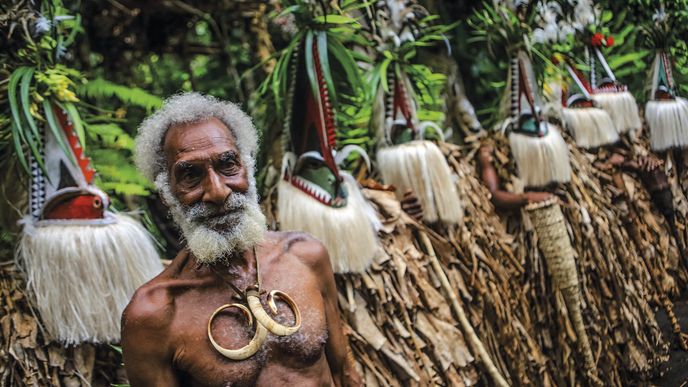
left=246, top=288, right=301, bottom=337
left=207, top=303, right=267, bottom=361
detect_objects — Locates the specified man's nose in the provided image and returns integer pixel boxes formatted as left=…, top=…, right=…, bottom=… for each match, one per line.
left=202, top=169, right=231, bottom=205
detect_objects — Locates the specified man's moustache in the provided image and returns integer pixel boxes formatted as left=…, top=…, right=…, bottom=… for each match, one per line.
left=185, top=193, right=249, bottom=223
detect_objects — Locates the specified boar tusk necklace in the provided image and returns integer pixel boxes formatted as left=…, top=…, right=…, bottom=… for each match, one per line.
left=207, top=247, right=302, bottom=360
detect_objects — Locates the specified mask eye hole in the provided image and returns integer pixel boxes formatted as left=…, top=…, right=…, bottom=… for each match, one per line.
left=93, top=197, right=102, bottom=209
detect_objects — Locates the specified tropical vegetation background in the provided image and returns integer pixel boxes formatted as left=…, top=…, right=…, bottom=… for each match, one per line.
left=2, top=0, right=686, bottom=253
left=1, top=0, right=688, bottom=385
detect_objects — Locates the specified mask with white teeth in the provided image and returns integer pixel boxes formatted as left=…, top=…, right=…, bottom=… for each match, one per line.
left=289, top=152, right=347, bottom=208
left=276, top=30, right=381, bottom=274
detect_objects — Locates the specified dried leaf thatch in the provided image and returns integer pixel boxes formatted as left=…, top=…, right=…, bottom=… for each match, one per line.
left=0, top=260, right=124, bottom=387
left=266, top=148, right=557, bottom=385
left=464, top=132, right=671, bottom=385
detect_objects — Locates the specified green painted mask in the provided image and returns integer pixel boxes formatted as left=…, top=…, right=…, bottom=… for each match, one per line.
left=510, top=52, right=548, bottom=137
left=282, top=32, right=349, bottom=208
left=654, top=53, right=675, bottom=100
left=391, top=122, right=415, bottom=145
left=291, top=153, right=347, bottom=207
left=516, top=114, right=548, bottom=137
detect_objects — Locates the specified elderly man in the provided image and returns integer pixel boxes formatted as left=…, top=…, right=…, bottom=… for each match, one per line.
left=122, top=93, right=361, bottom=386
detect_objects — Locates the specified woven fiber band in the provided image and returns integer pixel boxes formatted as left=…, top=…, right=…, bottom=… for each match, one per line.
left=526, top=198, right=598, bottom=381
left=525, top=199, right=578, bottom=289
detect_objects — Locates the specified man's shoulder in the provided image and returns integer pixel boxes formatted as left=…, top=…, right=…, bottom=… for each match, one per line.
left=122, top=250, right=189, bottom=333
left=122, top=277, right=175, bottom=333
left=267, top=230, right=330, bottom=269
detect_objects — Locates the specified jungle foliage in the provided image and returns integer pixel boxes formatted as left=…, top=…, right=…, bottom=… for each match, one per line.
left=1, top=0, right=686, bottom=232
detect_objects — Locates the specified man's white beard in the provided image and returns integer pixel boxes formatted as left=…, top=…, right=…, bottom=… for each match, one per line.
left=156, top=173, right=267, bottom=264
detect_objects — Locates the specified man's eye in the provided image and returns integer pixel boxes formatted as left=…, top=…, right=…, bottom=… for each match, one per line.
left=181, top=171, right=199, bottom=181
left=218, top=159, right=240, bottom=175
left=176, top=166, right=202, bottom=186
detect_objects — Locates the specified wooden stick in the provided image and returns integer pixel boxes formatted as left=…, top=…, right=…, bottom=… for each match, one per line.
left=419, top=230, right=509, bottom=387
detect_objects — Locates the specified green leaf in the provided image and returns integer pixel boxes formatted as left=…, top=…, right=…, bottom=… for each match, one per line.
left=313, top=15, right=358, bottom=25
left=402, top=47, right=418, bottom=61
left=8, top=67, right=29, bottom=136
left=43, top=101, right=77, bottom=168
left=317, top=32, right=338, bottom=105
left=304, top=31, right=320, bottom=101
left=327, top=34, right=363, bottom=96
left=78, top=78, right=162, bottom=111
left=602, top=10, right=613, bottom=24
left=278, top=39, right=301, bottom=112
left=379, top=58, right=392, bottom=93
left=350, top=50, right=373, bottom=63
left=366, top=65, right=382, bottom=101
left=85, top=123, right=135, bottom=151
left=607, top=51, right=650, bottom=70
left=98, top=182, right=150, bottom=196
left=63, top=13, right=82, bottom=47
left=338, top=137, right=370, bottom=145
left=419, top=15, right=441, bottom=24
left=8, top=67, right=30, bottom=172
left=9, top=121, right=29, bottom=173
left=91, top=147, right=152, bottom=196
left=270, top=47, right=286, bottom=118
left=340, top=0, right=374, bottom=12
left=19, top=68, right=41, bottom=148
left=274, top=4, right=300, bottom=19
left=62, top=102, right=86, bottom=151
left=9, top=67, right=42, bottom=173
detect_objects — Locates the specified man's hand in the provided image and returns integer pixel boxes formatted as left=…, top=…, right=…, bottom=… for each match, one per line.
left=608, top=153, right=626, bottom=167
left=400, top=189, right=424, bottom=222
left=637, top=155, right=663, bottom=172
left=522, top=191, right=553, bottom=204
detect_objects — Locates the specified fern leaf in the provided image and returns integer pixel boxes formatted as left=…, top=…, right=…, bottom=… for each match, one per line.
left=78, top=78, right=162, bottom=111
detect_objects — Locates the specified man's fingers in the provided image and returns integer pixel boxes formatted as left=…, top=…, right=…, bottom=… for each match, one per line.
left=402, top=201, right=423, bottom=210
left=403, top=205, right=423, bottom=213
left=407, top=210, right=423, bottom=221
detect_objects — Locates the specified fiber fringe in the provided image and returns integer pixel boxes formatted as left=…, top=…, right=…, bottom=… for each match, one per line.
left=377, top=140, right=463, bottom=224
left=277, top=176, right=380, bottom=274
left=592, top=91, right=642, bottom=135
left=508, top=124, right=572, bottom=188
left=646, top=97, right=688, bottom=151
left=17, top=213, right=163, bottom=344
left=562, top=107, right=619, bottom=148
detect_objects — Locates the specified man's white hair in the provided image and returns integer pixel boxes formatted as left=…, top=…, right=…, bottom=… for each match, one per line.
left=135, top=92, right=266, bottom=262
left=135, top=92, right=259, bottom=182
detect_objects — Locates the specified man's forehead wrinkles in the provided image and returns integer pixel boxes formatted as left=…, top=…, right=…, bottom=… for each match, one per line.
left=172, top=151, right=240, bottom=170
left=176, top=135, right=236, bottom=154
left=176, top=150, right=234, bottom=161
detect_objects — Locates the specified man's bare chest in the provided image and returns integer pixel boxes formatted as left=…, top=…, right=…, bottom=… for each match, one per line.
left=169, top=283, right=329, bottom=386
